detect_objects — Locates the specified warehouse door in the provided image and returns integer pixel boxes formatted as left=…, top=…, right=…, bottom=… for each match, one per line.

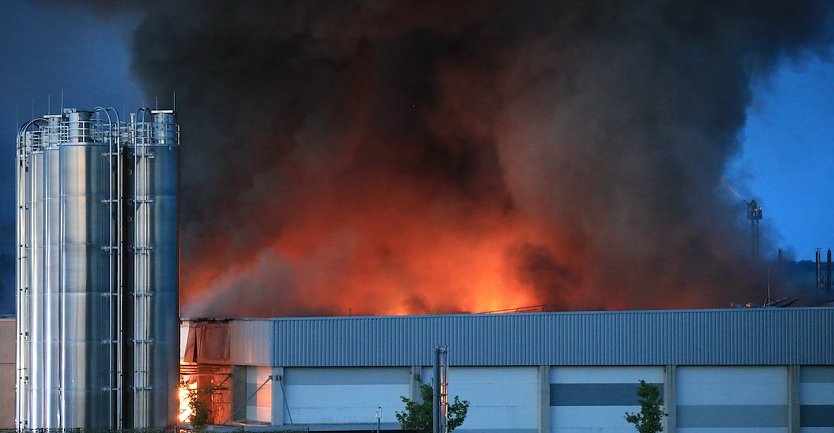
left=677, top=366, right=787, bottom=433
left=282, top=367, right=410, bottom=425
left=430, top=366, right=539, bottom=433
left=800, top=366, right=834, bottom=433
left=550, top=366, right=664, bottom=433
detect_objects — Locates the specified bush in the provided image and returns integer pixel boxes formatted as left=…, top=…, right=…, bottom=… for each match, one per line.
left=396, top=383, right=469, bottom=433
left=624, top=380, right=667, bottom=433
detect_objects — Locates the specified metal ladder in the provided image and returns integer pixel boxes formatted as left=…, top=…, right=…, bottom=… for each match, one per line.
left=132, top=111, right=155, bottom=428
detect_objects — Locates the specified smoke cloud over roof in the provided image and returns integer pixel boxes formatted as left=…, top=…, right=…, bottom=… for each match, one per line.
left=79, top=0, right=834, bottom=316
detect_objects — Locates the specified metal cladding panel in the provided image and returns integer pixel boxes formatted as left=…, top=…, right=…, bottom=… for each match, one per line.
left=229, top=320, right=274, bottom=366
left=263, top=309, right=834, bottom=367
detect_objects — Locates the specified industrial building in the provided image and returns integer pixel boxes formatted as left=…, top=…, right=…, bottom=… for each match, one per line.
left=181, top=308, right=834, bottom=433
left=15, top=108, right=180, bottom=429
left=10, top=107, right=833, bottom=433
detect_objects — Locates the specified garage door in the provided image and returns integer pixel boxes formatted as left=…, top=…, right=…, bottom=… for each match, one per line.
left=800, top=366, right=834, bottom=433
left=677, top=366, right=787, bottom=433
left=430, top=366, right=538, bottom=433
left=550, top=366, right=664, bottom=433
left=282, top=367, right=410, bottom=424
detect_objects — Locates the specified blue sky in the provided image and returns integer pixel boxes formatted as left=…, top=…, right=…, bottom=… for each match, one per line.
left=0, top=1, right=143, bottom=312
left=731, top=56, right=834, bottom=260
left=0, top=1, right=832, bottom=312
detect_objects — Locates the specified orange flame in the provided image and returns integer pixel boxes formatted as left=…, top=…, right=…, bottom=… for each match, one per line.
left=178, top=377, right=197, bottom=423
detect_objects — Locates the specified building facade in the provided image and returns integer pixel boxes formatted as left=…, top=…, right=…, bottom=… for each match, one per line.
left=182, top=308, right=834, bottom=433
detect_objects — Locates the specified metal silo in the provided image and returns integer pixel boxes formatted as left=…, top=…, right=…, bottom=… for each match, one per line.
left=15, top=107, right=180, bottom=429
left=123, top=109, right=180, bottom=428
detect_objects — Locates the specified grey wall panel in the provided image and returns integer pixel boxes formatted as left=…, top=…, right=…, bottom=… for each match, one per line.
left=799, top=366, right=834, bottom=429
left=677, top=405, right=787, bottom=428
left=229, top=320, right=273, bottom=366
left=800, top=405, right=834, bottom=427
left=800, top=367, right=834, bottom=383
left=221, top=309, right=834, bottom=367
left=551, top=383, right=663, bottom=406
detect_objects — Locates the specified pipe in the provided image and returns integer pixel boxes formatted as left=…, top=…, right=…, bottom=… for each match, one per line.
left=827, top=249, right=832, bottom=292
left=816, top=250, right=822, bottom=291
left=94, top=107, right=118, bottom=429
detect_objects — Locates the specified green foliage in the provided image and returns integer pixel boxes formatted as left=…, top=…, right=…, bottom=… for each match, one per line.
left=396, top=383, right=470, bottom=432
left=182, top=380, right=213, bottom=430
left=624, top=380, right=667, bottom=433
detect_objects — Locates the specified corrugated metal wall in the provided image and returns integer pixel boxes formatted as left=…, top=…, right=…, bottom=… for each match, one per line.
left=209, top=308, right=834, bottom=367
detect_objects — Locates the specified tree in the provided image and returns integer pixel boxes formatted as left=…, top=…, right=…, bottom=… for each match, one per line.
left=182, top=380, right=213, bottom=430
left=396, top=383, right=469, bottom=432
left=625, top=380, right=667, bottom=433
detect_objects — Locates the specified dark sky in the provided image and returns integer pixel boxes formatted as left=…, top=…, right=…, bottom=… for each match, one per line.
left=0, top=1, right=143, bottom=313
left=1, top=0, right=833, bottom=315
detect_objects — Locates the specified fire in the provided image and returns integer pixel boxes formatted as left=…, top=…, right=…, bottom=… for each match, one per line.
left=178, top=377, right=197, bottom=423
left=181, top=184, right=552, bottom=317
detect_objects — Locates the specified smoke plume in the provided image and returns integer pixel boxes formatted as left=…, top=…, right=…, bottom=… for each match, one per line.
left=85, top=1, right=834, bottom=316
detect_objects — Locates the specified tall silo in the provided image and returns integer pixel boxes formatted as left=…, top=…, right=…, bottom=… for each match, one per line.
left=123, top=109, right=180, bottom=427
left=15, top=108, right=180, bottom=429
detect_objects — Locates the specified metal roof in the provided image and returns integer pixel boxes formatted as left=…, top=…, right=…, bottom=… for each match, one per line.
left=202, top=308, right=834, bottom=367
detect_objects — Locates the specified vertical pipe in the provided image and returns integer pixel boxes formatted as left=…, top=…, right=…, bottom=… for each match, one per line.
left=15, top=131, right=22, bottom=429
left=133, top=112, right=141, bottom=427
left=46, top=113, right=64, bottom=428
left=432, top=348, right=439, bottom=433
left=15, top=126, right=30, bottom=429
left=827, top=249, right=832, bottom=292
left=57, top=113, right=65, bottom=428
left=432, top=346, right=448, bottom=433
left=116, top=116, right=124, bottom=429
left=816, top=249, right=822, bottom=291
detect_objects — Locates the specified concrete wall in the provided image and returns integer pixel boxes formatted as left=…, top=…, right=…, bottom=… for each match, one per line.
left=0, top=318, right=15, bottom=429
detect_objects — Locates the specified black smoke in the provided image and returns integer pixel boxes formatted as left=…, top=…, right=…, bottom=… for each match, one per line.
left=63, top=0, right=834, bottom=316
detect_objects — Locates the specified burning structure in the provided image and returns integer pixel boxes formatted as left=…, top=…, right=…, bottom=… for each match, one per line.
left=15, top=108, right=180, bottom=429
left=181, top=309, right=834, bottom=432
left=93, top=0, right=831, bottom=317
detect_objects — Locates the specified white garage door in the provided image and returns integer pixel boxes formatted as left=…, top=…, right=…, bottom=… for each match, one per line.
left=800, top=366, right=834, bottom=433
left=550, top=366, right=664, bottom=433
left=282, top=367, right=410, bottom=424
left=677, top=366, right=787, bottom=433
left=426, top=366, right=539, bottom=433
